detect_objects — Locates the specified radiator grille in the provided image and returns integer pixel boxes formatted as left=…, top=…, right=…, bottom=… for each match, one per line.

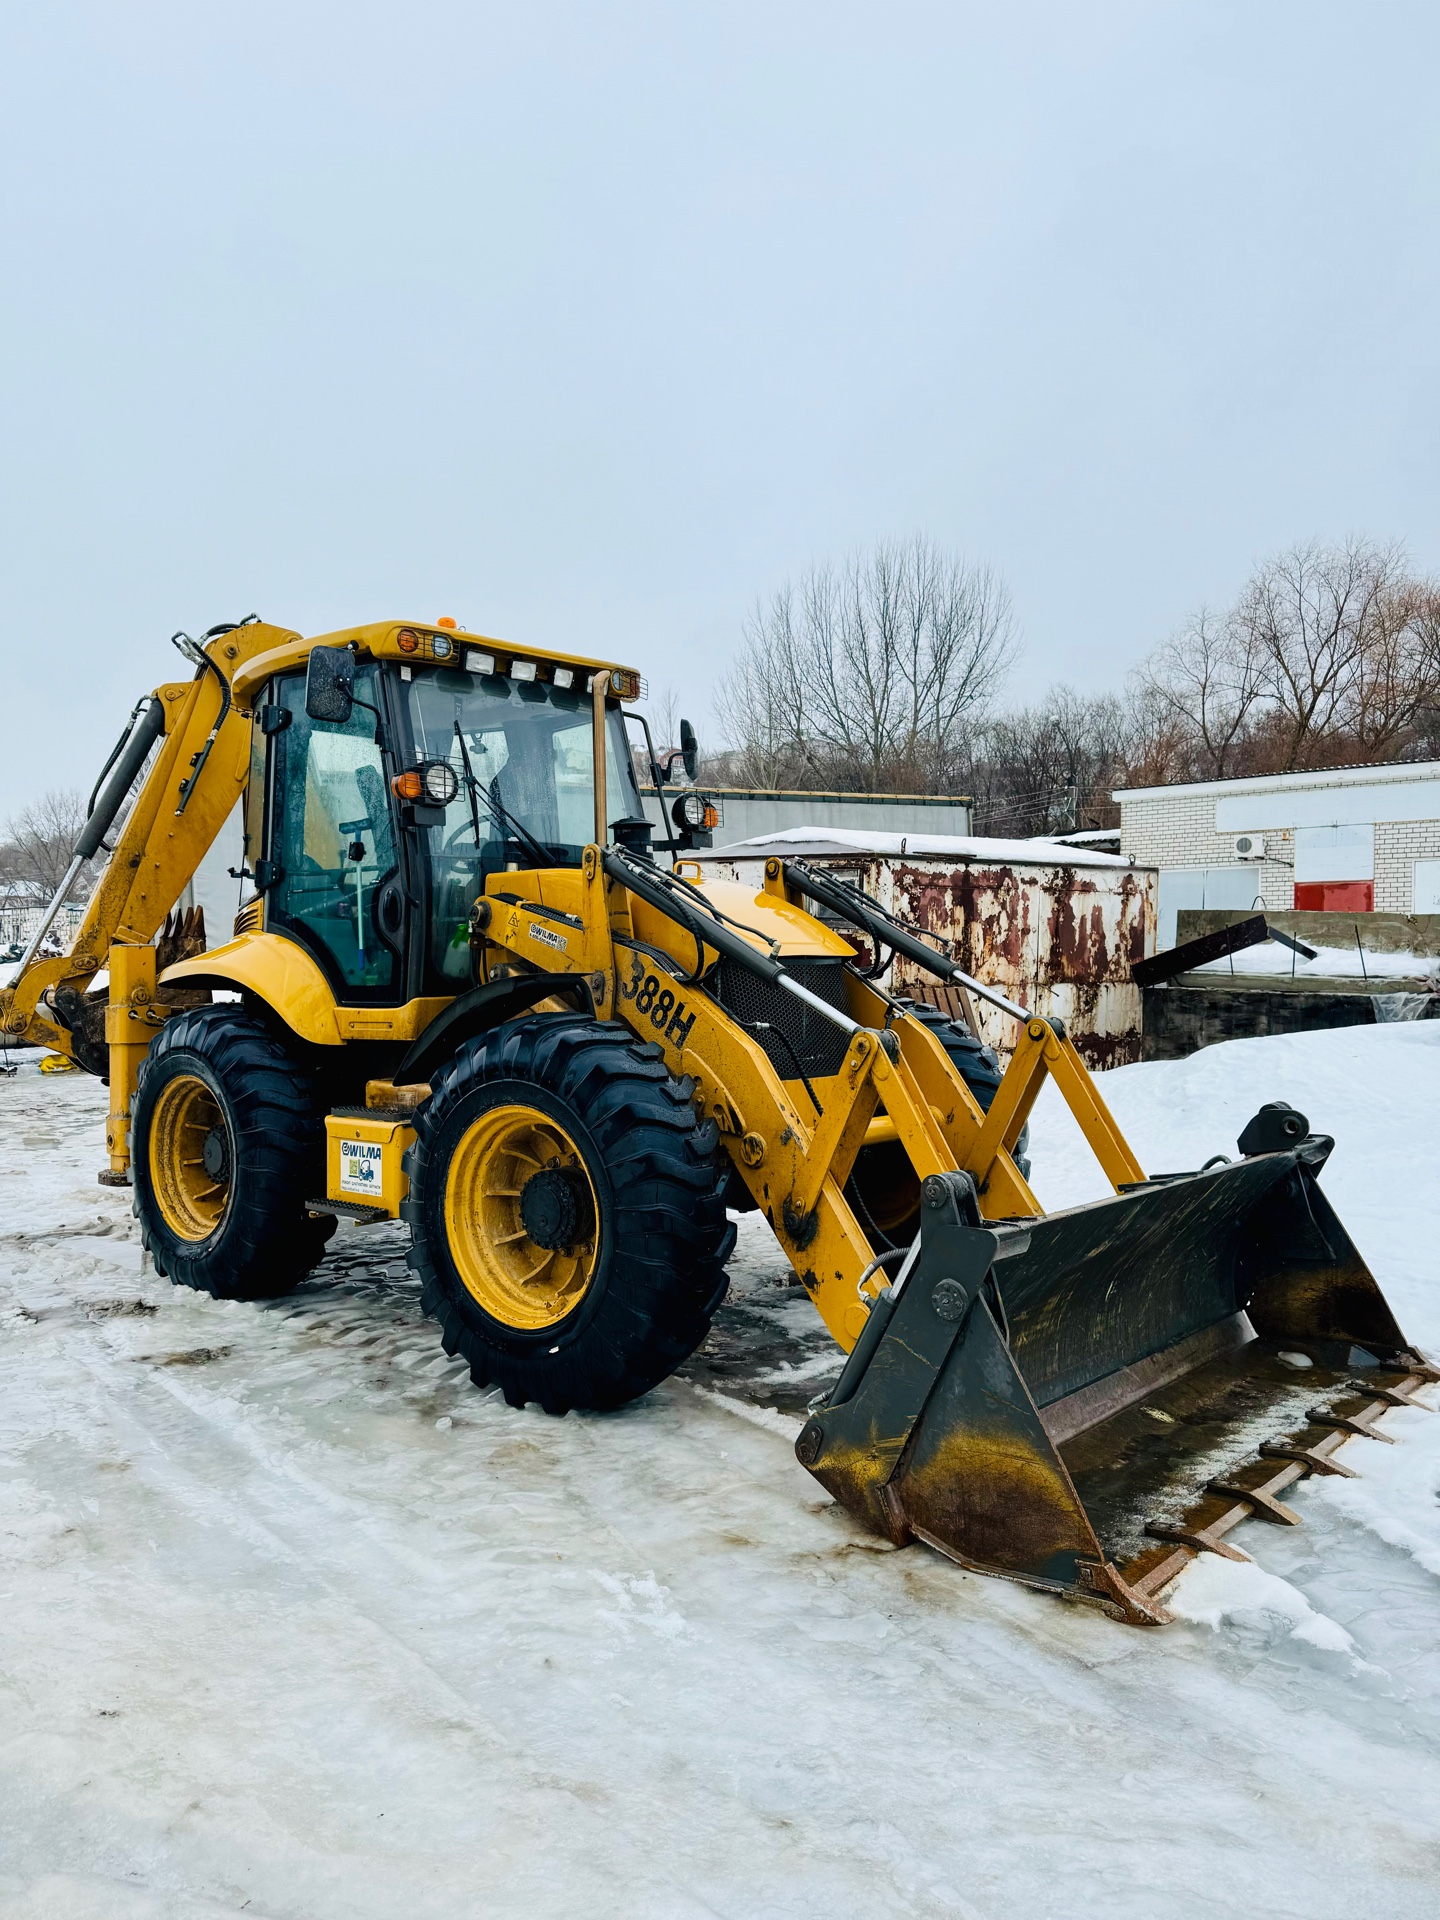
left=709, top=956, right=851, bottom=1080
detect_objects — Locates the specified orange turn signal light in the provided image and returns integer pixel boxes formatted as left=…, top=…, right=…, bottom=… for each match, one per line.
left=391, top=770, right=425, bottom=801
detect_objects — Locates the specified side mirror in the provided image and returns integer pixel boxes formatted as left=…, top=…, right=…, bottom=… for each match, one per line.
left=680, top=718, right=698, bottom=782
left=305, top=646, right=355, bottom=725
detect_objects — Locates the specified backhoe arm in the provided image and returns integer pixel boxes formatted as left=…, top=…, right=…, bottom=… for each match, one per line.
left=1, top=621, right=296, bottom=1060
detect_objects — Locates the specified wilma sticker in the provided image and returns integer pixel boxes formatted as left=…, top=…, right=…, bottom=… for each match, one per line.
left=339, top=1140, right=383, bottom=1195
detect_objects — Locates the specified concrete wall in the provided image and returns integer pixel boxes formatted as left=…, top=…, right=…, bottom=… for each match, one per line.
left=1175, top=908, right=1440, bottom=960
left=1141, top=984, right=1394, bottom=1061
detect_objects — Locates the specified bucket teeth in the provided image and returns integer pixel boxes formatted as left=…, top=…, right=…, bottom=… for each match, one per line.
left=1145, top=1519, right=1250, bottom=1562
left=1207, top=1479, right=1303, bottom=1525
left=1305, top=1406, right=1395, bottom=1442
left=1347, top=1378, right=1434, bottom=1409
left=1259, top=1440, right=1358, bottom=1478
left=1071, top=1559, right=1172, bottom=1627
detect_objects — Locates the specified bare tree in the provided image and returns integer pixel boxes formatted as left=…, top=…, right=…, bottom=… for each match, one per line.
left=717, top=533, right=1440, bottom=833
left=1136, top=539, right=1440, bottom=778
left=715, top=581, right=827, bottom=788
left=645, top=684, right=684, bottom=762
left=717, top=537, right=1017, bottom=791
left=1243, top=539, right=1399, bottom=766
left=1135, top=606, right=1267, bottom=779
left=1339, top=571, right=1440, bottom=760
left=960, top=689, right=1128, bottom=837
left=0, top=789, right=89, bottom=901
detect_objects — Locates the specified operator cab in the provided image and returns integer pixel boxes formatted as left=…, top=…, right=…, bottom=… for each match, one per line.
left=243, top=634, right=664, bottom=1007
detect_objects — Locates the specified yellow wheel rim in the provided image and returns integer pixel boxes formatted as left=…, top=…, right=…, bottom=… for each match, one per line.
left=148, top=1073, right=233, bottom=1241
left=444, top=1103, right=600, bottom=1331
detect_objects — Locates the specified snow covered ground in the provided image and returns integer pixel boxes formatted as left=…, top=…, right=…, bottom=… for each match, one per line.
left=2, top=1026, right=1439, bottom=1918
left=1192, top=940, right=1438, bottom=982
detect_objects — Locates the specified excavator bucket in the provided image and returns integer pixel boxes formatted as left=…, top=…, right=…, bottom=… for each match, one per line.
left=795, top=1112, right=1435, bottom=1624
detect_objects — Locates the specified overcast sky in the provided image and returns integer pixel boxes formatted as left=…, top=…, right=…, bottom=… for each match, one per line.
left=2, top=2, right=1437, bottom=819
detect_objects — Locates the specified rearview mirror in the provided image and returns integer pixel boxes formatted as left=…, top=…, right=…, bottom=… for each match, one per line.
left=680, top=718, right=698, bottom=782
left=305, top=646, right=355, bottom=724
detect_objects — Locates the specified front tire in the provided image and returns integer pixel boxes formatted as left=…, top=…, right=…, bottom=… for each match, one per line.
left=846, top=1000, right=1032, bottom=1248
left=132, top=1006, right=334, bottom=1298
left=404, top=1014, right=734, bottom=1413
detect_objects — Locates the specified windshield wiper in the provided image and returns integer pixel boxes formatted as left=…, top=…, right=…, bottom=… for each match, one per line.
left=449, top=721, right=552, bottom=867
left=489, top=776, right=553, bottom=867
left=452, top=721, right=484, bottom=850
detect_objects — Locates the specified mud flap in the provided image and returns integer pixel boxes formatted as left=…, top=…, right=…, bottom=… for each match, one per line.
left=796, top=1140, right=1426, bottom=1624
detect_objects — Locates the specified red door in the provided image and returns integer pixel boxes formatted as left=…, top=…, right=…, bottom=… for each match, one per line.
left=1293, top=880, right=1374, bottom=912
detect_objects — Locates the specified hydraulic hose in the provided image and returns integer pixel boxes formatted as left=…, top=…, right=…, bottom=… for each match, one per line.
left=783, top=860, right=1032, bottom=1024
left=170, top=632, right=231, bottom=816
left=602, top=847, right=860, bottom=1040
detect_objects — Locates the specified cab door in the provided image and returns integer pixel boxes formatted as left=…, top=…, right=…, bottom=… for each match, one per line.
left=262, top=664, right=406, bottom=999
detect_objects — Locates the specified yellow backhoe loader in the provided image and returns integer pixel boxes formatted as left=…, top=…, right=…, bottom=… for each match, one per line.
left=4, top=615, right=1434, bottom=1623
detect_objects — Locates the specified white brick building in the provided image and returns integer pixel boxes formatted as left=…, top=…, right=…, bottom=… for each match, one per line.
left=1113, top=762, right=1440, bottom=947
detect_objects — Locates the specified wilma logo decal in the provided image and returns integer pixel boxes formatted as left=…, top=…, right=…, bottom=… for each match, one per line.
left=339, top=1141, right=384, bottom=1195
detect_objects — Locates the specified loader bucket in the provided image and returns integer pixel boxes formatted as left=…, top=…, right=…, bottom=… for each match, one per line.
left=795, top=1125, right=1433, bottom=1624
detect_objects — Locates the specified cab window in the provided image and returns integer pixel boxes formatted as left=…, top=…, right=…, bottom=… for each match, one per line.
left=406, top=668, right=640, bottom=985
left=268, top=667, right=398, bottom=993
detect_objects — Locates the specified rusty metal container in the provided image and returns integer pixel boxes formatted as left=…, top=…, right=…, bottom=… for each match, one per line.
left=698, top=834, right=1157, bottom=1069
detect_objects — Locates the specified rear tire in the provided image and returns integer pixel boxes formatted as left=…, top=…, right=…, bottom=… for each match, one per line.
left=404, top=1014, right=734, bottom=1413
left=132, top=1006, right=334, bottom=1299
left=847, top=1000, right=1032, bottom=1249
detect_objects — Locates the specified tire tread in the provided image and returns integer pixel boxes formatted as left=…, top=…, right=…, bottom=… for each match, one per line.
left=406, top=1014, right=731, bottom=1413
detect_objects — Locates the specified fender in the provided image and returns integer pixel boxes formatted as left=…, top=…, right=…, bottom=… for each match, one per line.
left=161, top=931, right=342, bottom=1046
left=394, top=973, right=594, bottom=1085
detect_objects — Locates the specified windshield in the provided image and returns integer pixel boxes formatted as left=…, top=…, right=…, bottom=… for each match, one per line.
left=405, top=666, right=644, bottom=983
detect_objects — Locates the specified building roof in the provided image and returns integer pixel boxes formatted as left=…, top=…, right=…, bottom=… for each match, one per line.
left=643, top=786, right=973, bottom=806
left=698, top=826, right=1142, bottom=868
left=1113, top=759, right=1440, bottom=804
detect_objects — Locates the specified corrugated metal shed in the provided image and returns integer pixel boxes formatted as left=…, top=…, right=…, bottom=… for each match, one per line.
left=698, top=829, right=1157, bottom=1069
left=642, top=787, right=972, bottom=844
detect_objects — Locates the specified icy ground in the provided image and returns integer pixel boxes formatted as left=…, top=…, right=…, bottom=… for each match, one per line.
left=2, top=1027, right=1440, bottom=1919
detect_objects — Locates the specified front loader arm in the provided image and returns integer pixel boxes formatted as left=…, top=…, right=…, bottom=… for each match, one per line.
left=1, top=622, right=297, bottom=1059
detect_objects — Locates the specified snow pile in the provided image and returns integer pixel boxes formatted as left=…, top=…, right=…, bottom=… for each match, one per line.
left=3, top=1030, right=1440, bottom=1916
left=1193, top=940, right=1438, bottom=981
left=705, top=825, right=1138, bottom=866
left=1304, top=1399, right=1440, bottom=1581
left=1169, top=1555, right=1359, bottom=1654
